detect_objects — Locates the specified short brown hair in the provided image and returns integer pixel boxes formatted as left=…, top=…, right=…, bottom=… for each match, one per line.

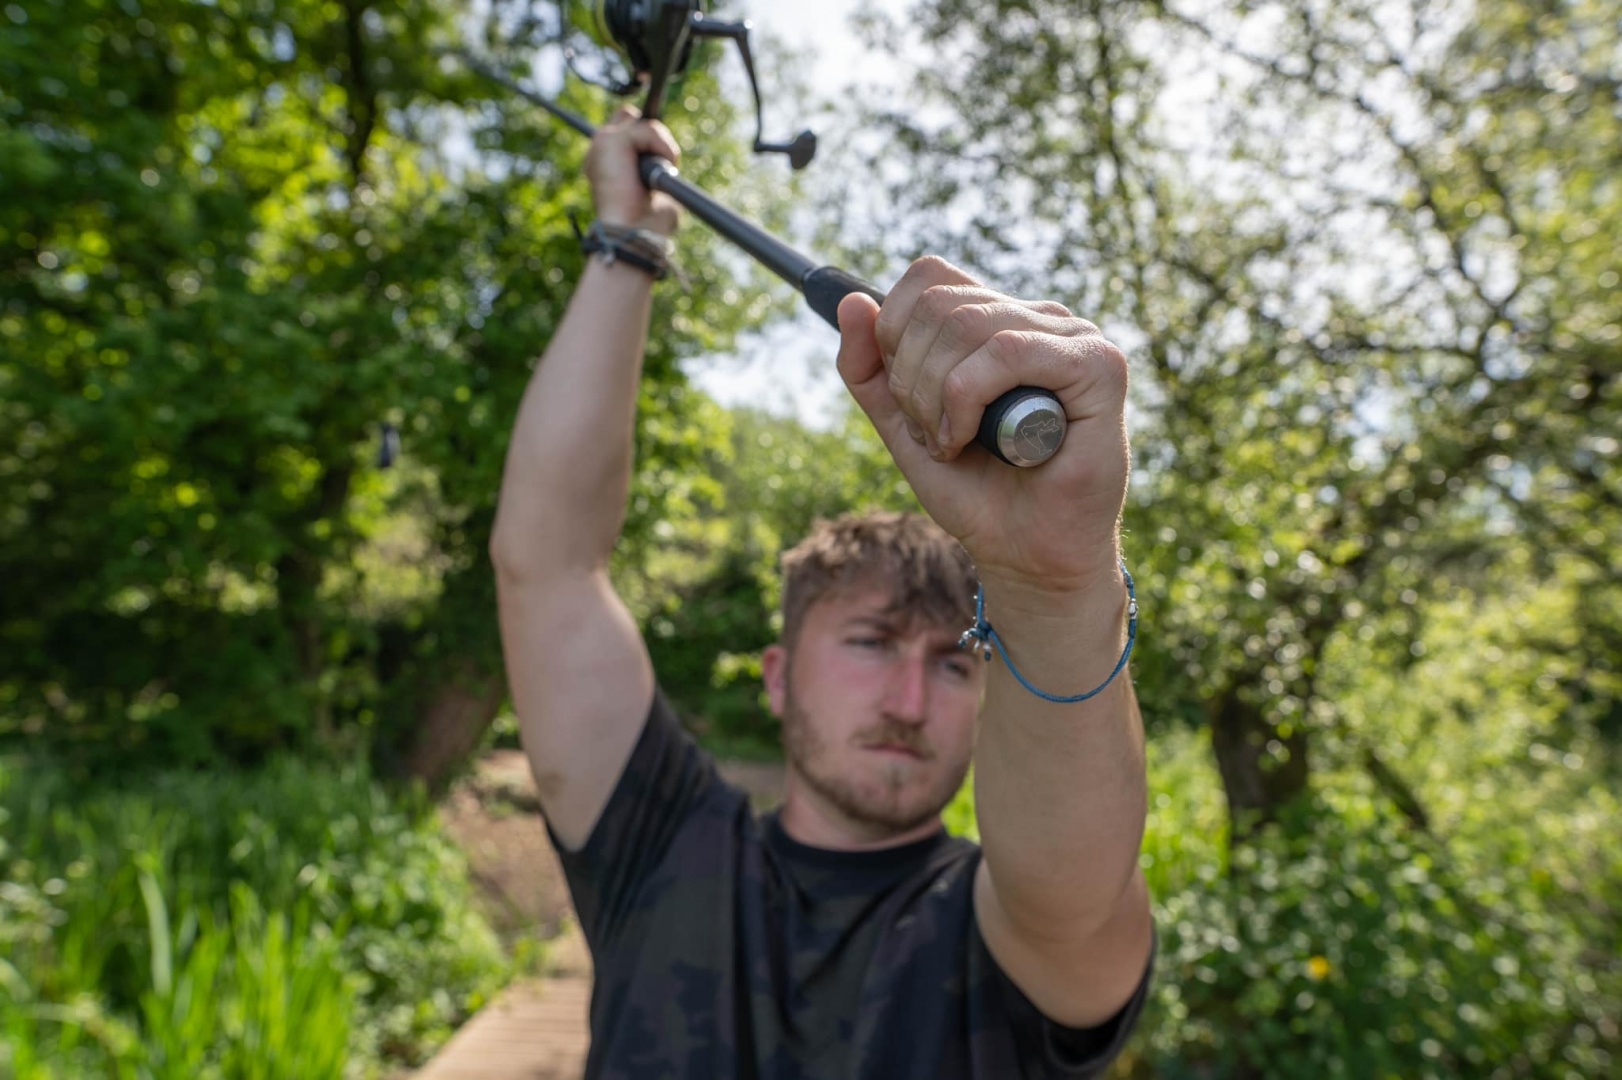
left=778, top=512, right=977, bottom=648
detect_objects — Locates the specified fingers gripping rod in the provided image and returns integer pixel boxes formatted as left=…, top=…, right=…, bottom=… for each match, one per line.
left=458, top=53, right=1067, bottom=468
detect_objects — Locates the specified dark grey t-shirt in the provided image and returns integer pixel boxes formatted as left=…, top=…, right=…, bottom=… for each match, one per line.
left=547, top=688, right=1152, bottom=1079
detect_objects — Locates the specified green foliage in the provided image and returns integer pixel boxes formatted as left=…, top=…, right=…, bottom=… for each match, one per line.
left=0, top=755, right=508, bottom=1077
left=1137, top=741, right=1619, bottom=1078
left=1146, top=787, right=1613, bottom=1078
left=0, top=0, right=785, bottom=771
left=940, top=768, right=978, bottom=843
left=133, top=883, right=355, bottom=1080
left=857, top=0, right=1622, bottom=810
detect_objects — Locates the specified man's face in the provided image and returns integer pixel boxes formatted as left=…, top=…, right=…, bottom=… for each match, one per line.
left=763, top=584, right=985, bottom=844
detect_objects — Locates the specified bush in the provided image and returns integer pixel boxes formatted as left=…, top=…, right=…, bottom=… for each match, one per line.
left=0, top=755, right=509, bottom=1078
left=1164, top=725, right=1620, bottom=1080
left=1142, top=761, right=1617, bottom=1078
left=942, top=721, right=1620, bottom=1079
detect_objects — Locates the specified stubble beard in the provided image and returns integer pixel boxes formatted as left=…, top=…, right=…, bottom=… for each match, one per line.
left=779, top=669, right=970, bottom=838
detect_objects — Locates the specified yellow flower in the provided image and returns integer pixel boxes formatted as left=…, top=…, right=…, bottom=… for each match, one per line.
left=1306, top=956, right=1331, bottom=981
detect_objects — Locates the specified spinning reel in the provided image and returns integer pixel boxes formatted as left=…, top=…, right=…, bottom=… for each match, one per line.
left=568, top=0, right=817, bottom=170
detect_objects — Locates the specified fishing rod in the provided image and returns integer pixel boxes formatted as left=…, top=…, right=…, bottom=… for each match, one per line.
left=461, top=0, right=1067, bottom=468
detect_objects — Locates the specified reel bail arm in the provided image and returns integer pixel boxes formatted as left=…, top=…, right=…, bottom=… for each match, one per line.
left=685, top=13, right=817, bottom=170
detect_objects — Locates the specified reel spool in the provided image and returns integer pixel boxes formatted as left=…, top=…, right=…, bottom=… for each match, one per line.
left=567, top=0, right=817, bottom=170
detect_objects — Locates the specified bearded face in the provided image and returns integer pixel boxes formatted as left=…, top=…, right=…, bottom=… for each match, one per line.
left=764, top=586, right=983, bottom=845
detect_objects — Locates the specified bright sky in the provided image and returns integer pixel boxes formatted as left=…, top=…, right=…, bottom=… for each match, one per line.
left=679, top=0, right=906, bottom=429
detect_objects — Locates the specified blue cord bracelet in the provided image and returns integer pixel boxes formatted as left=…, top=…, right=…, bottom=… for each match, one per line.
left=959, top=562, right=1138, bottom=704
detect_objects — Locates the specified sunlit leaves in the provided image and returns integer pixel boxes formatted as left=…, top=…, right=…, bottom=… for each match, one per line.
left=0, top=0, right=786, bottom=763
left=862, top=0, right=1619, bottom=803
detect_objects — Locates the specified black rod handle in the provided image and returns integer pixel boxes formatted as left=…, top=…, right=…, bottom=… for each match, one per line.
left=802, top=263, right=884, bottom=325
left=641, top=155, right=816, bottom=286
left=640, top=158, right=1065, bottom=467
left=801, top=267, right=1066, bottom=468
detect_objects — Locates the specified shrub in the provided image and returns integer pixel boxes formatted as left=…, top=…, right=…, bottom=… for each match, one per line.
left=941, top=723, right=1619, bottom=1079
left=0, top=755, right=509, bottom=1077
left=1143, top=774, right=1617, bottom=1079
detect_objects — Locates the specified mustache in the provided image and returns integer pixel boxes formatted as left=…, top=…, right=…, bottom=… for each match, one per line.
left=857, top=725, right=932, bottom=759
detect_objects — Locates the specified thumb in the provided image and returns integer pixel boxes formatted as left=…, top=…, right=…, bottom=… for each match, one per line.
left=835, top=292, right=933, bottom=473
left=834, top=291, right=883, bottom=399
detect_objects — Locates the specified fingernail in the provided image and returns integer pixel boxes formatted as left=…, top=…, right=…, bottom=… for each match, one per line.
left=938, top=412, right=952, bottom=449
left=924, top=432, right=944, bottom=460
left=905, top=418, right=925, bottom=443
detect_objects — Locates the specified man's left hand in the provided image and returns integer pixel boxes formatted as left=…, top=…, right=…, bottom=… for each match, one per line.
left=835, top=257, right=1130, bottom=598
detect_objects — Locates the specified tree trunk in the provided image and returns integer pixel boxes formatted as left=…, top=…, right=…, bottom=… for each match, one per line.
left=275, top=463, right=353, bottom=745
left=1209, top=686, right=1310, bottom=839
left=400, top=661, right=507, bottom=794
left=1209, top=686, right=1313, bottom=1080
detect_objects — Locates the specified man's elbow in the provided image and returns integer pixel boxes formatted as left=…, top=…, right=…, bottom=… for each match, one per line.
left=991, top=858, right=1148, bottom=948
left=488, top=518, right=525, bottom=577
left=490, top=522, right=612, bottom=589
left=488, top=503, right=563, bottom=580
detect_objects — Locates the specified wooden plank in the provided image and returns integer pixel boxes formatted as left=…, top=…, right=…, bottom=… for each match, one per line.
left=414, top=975, right=591, bottom=1080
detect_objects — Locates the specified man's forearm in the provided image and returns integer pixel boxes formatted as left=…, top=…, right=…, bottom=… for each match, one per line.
left=489, top=260, right=657, bottom=576
left=972, top=549, right=1149, bottom=940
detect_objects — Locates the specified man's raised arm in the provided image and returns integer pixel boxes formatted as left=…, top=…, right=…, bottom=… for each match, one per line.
left=488, top=110, right=681, bottom=852
left=834, top=258, right=1154, bottom=1031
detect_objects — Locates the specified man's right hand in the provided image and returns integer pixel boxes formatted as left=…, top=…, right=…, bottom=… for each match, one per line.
left=585, top=106, right=683, bottom=237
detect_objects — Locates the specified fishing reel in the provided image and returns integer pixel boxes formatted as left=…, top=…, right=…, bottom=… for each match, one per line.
left=567, top=0, right=818, bottom=170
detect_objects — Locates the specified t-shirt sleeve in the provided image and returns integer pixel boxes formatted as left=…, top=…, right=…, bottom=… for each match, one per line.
left=543, top=686, right=720, bottom=954
left=989, top=924, right=1156, bottom=1078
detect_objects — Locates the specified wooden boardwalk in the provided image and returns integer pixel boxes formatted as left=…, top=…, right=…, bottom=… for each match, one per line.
left=413, top=975, right=591, bottom=1080
left=415, top=928, right=593, bottom=1080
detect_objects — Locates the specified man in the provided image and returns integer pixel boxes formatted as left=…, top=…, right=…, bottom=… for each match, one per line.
left=490, top=108, right=1154, bottom=1079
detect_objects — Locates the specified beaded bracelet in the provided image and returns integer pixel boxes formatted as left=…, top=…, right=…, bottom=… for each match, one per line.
left=959, top=562, right=1139, bottom=704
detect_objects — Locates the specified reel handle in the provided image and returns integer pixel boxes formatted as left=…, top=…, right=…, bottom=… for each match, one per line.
left=801, top=267, right=1067, bottom=469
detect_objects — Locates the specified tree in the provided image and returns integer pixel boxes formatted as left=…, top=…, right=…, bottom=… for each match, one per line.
left=852, top=0, right=1619, bottom=829
left=0, top=0, right=788, bottom=781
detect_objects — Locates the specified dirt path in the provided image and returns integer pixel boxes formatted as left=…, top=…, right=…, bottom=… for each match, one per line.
left=418, top=750, right=785, bottom=1079
left=436, top=750, right=574, bottom=940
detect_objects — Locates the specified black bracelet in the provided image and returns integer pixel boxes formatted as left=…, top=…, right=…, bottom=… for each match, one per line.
left=572, top=218, right=673, bottom=281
